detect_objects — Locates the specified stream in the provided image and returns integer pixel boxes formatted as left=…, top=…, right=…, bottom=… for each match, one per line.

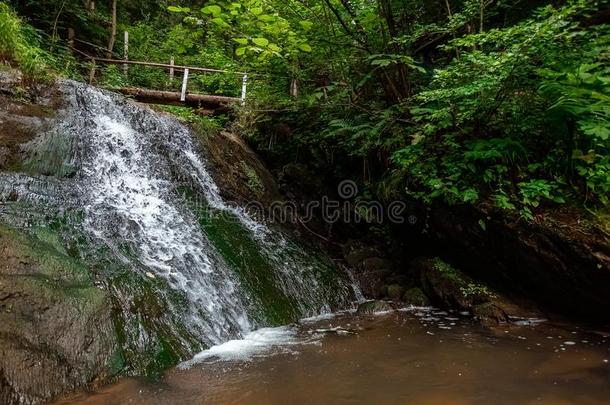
left=57, top=307, right=610, bottom=405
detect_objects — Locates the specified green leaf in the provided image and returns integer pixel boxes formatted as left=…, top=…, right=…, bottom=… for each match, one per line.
left=211, top=17, right=226, bottom=26
left=233, top=38, right=248, bottom=45
left=235, top=47, right=246, bottom=56
left=371, top=58, right=392, bottom=67
left=299, top=21, right=313, bottom=31
left=250, top=7, right=263, bottom=15
left=252, top=37, right=269, bottom=47
left=168, top=6, right=189, bottom=13
left=202, top=5, right=222, bottom=16
left=258, top=14, right=275, bottom=22
left=298, top=43, right=312, bottom=52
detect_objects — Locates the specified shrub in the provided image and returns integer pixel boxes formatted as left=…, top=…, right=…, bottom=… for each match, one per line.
left=0, top=1, right=53, bottom=82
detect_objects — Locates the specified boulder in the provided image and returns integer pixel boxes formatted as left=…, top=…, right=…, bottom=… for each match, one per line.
left=472, top=302, right=510, bottom=325
left=414, top=257, right=486, bottom=309
left=386, top=284, right=405, bottom=300
left=412, top=257, right=540, bottom=324
left=0, top=226, right=116, bottom=404
left=353, top=270, right=386, bottom=299
left=342, top=240, right=392, bottom=299
left=403, top=288, right=431, bottom=307
left=201, top=131, right=282, bottom=209
left=356, top=300, right=393, bottom=315
left=341, top=240, right=381, bottom=269
left=361, top=257, right=392, bottom=273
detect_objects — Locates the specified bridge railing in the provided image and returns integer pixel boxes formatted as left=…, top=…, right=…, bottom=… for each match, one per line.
left=89, top=57, right=249, bottom=104
left=69, top=38, right=249, bottom=106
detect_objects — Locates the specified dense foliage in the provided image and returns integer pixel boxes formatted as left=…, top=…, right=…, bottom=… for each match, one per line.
left=2, top=0, right=609, bottom=219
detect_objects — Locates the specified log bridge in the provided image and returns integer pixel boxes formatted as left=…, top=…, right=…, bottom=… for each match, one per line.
left=87, top=57, right=248, bottom=111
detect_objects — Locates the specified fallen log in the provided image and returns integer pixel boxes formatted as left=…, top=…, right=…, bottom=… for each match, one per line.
left=113, top=87, right=240, bottom=110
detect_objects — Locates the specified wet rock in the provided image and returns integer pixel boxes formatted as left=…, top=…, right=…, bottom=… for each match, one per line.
left=403, top=288, right=431, bottom=307
left=472, top=302, right=509, bottom=325
left=342, top=240, right=392, bottom=299
left=342, top=241, right=381, bottom=269
left=353, top=270, right=386, bottom=299
left=0, top=69, right=22, bottom=94
left=414, top=257, right=481, bottom=309
left=0, top=225, right=116, bottom=405
left=412, top=257, right=539, bottom=324
left=386, top=284, right=405, bottom=300
left=429, top=204, right=610, bottom=322
left=0, top=147, right=9, bottom=168
left=356, top=300, right=393, bottom=315
left=200, top=131, right=282, bottom=209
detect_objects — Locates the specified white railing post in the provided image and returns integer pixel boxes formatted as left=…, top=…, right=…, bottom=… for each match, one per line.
left=180, top=68, right=189, bottom=102
left=169, top=57, right=175, bottom=83
left=241, top=74, right=248, bottom=105
left=123, top=31, right=129, bottom=75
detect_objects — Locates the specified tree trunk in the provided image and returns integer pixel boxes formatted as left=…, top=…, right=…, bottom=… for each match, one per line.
left=115, top=87, right=239, bottom=110
left=106, top=0, right=117, bottom=58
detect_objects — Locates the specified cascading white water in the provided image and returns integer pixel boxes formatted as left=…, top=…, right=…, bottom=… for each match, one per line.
left=45, top=85, right=249, bottom=345
left=5, top=80, right=355, bottom=348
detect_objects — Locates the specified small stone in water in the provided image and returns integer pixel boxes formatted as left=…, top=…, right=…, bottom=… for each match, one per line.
left=564, top=341, right=576, bottom=346
left=145, top=272, right=156, bottom=279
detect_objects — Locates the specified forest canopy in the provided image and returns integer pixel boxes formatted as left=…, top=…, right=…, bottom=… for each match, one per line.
left=3, top=0, right=610, bottom=220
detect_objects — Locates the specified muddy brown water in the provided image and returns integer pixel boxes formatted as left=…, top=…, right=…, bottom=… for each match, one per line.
left=56, top=308, right=610, bottom=405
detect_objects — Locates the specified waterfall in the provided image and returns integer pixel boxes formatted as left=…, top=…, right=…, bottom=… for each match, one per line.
left=0, top=80, right=355, bottom=353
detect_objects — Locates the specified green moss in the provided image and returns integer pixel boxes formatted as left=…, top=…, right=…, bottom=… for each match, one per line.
left=106, top=347, right=126, bottom=377
left=146, top=338, right=182, bottom=378
left=0, top=224, right=107, bottom=329
left=356, top=300, right=392, bottom=315
left=0, top=224, right=91, bottom=285
left=241, top=162, right=264, bottom=195
left=179, top=184, right=300, bottom=325
left=403, top=288, right=430, bottom=307
left=386, top=284, right=405, bottom=300
left=431, top=257, right=464, bottom=282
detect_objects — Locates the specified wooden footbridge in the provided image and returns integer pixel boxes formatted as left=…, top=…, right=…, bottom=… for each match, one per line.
left=87, top=57, right=248, bottom=112
left=68, top=32, right=297, bottom=112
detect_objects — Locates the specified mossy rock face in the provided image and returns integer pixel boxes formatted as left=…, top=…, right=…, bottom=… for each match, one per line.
left=411, top=257, right=540, bottom=323
left=356, top=300, right=393, bottom=315
left=386, top=284, right=406, bottom=300
left=403, top=288, right=431, bottom=307
left=179, top=184, right=301, bottom=326
left=0, top=225, right=116, bottom=405
left=412, top=257, right=489, bottom=309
